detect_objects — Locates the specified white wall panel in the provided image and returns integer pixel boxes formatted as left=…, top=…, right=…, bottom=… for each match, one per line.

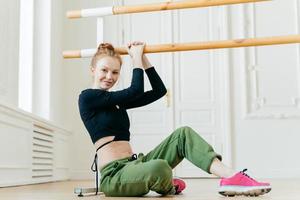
left=180, top=110, right=214, bottom=126
left=230, top=0, right=300, bottom=178
left=0, top=104, right=71, bottom=186
left=243, top=0, right=300, bottom=119
left=0, top=123, right=31, bottom=169
left=173, top=6, right=228, bottom=177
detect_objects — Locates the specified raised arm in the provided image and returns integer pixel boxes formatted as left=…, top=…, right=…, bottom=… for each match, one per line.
left=121, top=55, right=167, bottom=109
left=79, top=42, right=146, bottom=110
left=79, top=68, right=144, bottom=110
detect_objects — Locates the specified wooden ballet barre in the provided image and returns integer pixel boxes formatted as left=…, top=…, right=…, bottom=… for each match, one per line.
left=63, top=34, right=300, bottom=59
left=67, top=0, right=270, bottom=19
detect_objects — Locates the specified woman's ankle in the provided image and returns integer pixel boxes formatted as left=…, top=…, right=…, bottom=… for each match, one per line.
left=209, top=158, right=236, bottom=178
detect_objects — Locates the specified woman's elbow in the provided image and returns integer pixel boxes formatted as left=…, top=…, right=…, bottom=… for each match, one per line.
left=159, top=87, right=167, bottom=97
left=163, top=87, right=167, bottom=96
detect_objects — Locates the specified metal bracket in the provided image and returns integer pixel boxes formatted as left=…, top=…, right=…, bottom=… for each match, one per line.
left=74, top=187, right=103, bottom=197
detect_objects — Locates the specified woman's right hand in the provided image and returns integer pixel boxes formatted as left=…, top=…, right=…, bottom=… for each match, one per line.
left=126, top=41, right=145, bottom=68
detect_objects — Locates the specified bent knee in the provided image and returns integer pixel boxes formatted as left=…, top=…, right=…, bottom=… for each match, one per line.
left=176, top=126, right=195, bottom=137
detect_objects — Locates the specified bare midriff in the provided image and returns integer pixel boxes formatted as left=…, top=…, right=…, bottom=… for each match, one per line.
left=94, top=136, right=134, bottom=169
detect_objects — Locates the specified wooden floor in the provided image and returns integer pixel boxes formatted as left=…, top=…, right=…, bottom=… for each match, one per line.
left=0, top=179, right=299, bottom=200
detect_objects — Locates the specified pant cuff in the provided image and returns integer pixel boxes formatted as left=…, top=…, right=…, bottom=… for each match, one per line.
left=205, top=152, right=222, bottom=174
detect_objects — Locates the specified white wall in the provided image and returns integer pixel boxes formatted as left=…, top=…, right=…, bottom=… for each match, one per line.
left=0, top=0, right=20, bottom=106
left=50, top=0, right=67, bottom=127
left=0, top=0, right=69, bottom=127
left=228, top=1, right=300, bottom=178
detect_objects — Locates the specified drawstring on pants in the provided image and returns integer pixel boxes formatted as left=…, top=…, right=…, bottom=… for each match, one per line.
left=91, top=141, right=138, bottom=195
left=91, top=140, right=113, bottom=195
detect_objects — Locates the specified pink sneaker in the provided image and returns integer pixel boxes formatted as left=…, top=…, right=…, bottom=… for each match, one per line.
left=219, top=169, right=271, bottom=197
left=172, top=178, right=186, bottom=194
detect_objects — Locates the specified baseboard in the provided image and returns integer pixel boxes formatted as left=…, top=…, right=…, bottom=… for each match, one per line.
left=255, top=168, right=300, bottom=179
left=70, top=170, right=96, bottom=180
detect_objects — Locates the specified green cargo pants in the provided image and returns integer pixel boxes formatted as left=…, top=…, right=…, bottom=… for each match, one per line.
left=99, top=126, right=222, bottom=197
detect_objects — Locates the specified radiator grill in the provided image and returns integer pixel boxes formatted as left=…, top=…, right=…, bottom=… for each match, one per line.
left=32, top=124, right=54, bottom=179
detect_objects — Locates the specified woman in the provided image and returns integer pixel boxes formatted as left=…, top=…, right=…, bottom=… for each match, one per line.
left=78, top=41, right=271, bottom=197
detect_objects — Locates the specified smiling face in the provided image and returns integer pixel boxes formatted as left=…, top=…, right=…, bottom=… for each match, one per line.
left=91, top=56, right=121, bottom=90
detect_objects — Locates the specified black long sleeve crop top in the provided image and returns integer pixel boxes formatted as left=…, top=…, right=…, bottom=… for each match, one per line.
left=78, top=67, right=167, bottom=144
